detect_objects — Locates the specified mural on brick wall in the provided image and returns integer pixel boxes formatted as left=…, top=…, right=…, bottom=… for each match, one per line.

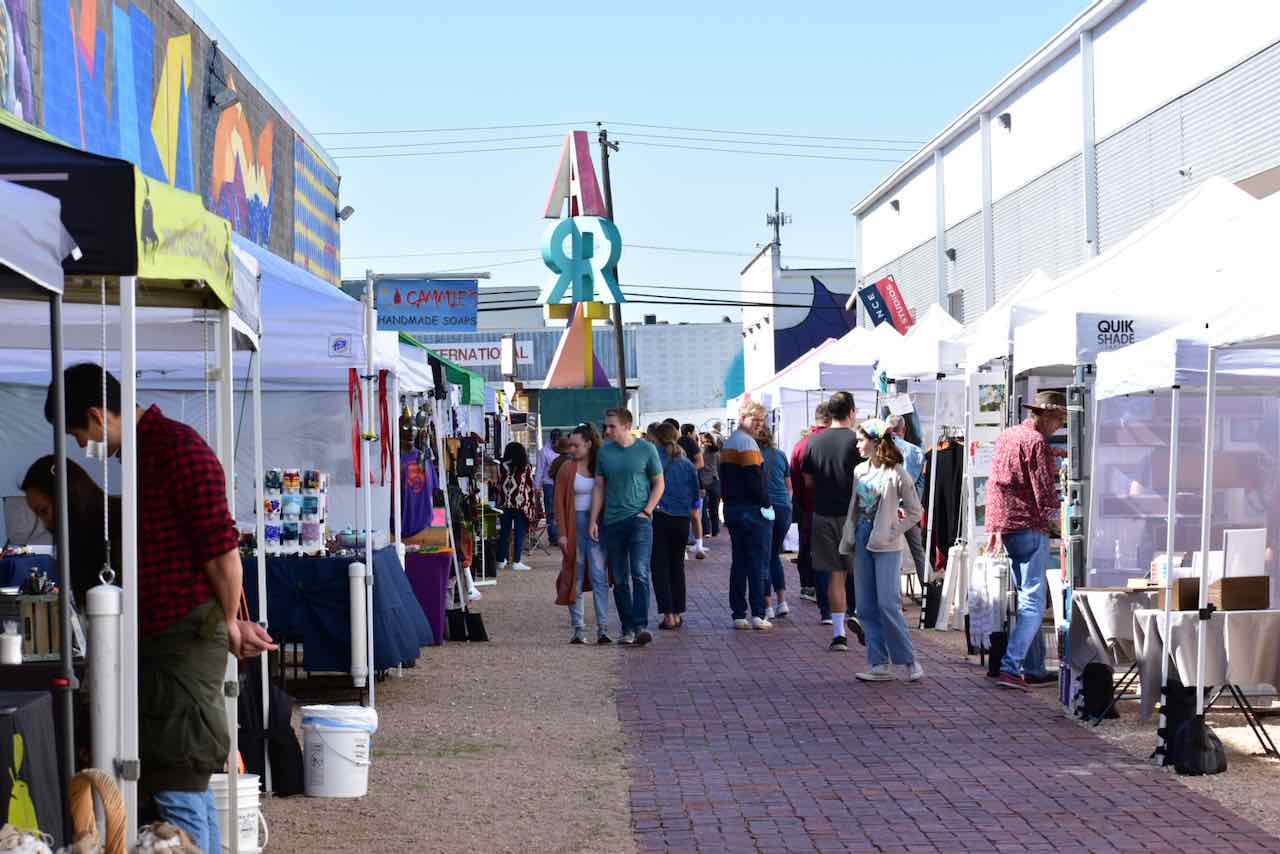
left=0, top=0, right=341, bottom=277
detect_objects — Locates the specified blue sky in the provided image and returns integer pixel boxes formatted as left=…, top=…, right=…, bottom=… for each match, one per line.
left=199, top=0, right=1085, bottom=323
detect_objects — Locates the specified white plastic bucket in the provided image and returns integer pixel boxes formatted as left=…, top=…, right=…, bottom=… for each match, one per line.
left=301, top=705, right=379, bottom=798
left=209, top=773, right=268, bottom=853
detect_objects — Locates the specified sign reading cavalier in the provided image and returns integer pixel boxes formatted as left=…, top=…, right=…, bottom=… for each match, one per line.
left=374, top=277, right=479, bottom=332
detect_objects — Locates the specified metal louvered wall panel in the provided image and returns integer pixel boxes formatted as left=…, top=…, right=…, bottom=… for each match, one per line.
left=943, top=212, right=984, bottom=323
left=862, top=237, right=938, bottom=328
left=991, top=154, right=1086, bottom=301
left=1098, top=39, right=1280, bottom=249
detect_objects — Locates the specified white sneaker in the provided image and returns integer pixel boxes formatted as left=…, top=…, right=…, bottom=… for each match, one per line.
left=511, top=561, right=532, bottom=572
left=694, top=545, right=708, bottom=560
left=751, top=617, right=773, bottom=631
left=855, top=664, right=895, bottom=682
left=733, top=618, right=751, bottom=630
left=774, top=602, right=790, bottom=618
left=903, top=662, right=925, bottom=682
left=765, top=606, right=775, bottom=620
left=467, top=586, right=482, bottom=601
left=500, top=561, right=512, bottom=572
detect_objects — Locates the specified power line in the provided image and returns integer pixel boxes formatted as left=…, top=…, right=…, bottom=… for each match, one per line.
left=606, top=120, right=926, bottom=146
left=618, top=131, right=916, bottom=153
left=327, top=134, right=563, bottom=153
left=326, top=130, right=915, bottom=155
left=332, top=143, right=561, bottom=160
left=476, top=295, right=852, bottom=310
left=317, top=121, right=589, bottom=136
left=344, top=242, right=849, bottom=263
left=620, top=139, right=903, bottom=164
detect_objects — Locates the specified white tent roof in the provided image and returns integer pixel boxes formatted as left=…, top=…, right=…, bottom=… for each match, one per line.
left=876, top=305, right=966, bottom=380
left=961, top=269, right=1054, bottom=373
left=1010, top=177, right=1259, bottom=374
left=0, top=179, right=79, bottom=296
left=816, top=325, right=891, bottom=390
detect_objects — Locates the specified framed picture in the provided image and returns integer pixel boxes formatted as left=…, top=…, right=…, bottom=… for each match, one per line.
left=975, top=382, right=1005, bottom=426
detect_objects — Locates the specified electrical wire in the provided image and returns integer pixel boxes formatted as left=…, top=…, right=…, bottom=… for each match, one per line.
left=315, top=119, right=925, bottom=146
left=606, top=120, right=926, bottom=146
left=344, top=242, right=849, bottom=263
left=617, top=130, right=916, bottom=153
left=316, top=121, right=591, bottom=136
left=332, top=143, right=561, bottom=160
left=619, top=139, right=903, bottom=163
left=326, top=131, right=915, bottom=155
left=326, top=134, right=564, bottom=153
left=475, top=295, right=852, bottom=311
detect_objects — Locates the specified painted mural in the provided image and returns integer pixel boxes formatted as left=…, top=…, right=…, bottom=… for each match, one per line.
left=0, top=0, right=341, bottom=279
left=294, top=137, right=341, bottom=285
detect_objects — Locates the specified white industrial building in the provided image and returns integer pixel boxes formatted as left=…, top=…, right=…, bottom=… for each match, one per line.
left=850, top=0, right=1280, bottom=323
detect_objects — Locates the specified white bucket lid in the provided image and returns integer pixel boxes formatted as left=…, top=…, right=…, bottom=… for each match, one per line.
left=301, top=704, right=379, bottom=733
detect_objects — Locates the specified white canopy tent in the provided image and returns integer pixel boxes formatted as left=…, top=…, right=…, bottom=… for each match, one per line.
left=876, top=305, right=966, bottom=382
left=961, top=269, right=1054, bottom=375
left=1010, top=178, right=1259, bottom=377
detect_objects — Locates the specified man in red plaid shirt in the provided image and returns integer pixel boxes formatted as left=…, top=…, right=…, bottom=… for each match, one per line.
left=48, top=364, right=276, bottom=850
left=985, top=390, right=1067, bottom=690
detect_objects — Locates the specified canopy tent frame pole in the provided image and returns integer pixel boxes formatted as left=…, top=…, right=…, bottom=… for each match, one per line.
left=391, top=372, right=404, bottom=563
left=363, top=272, right=377, bottom=708
left=48, top=292, right=77, bottom=841
left=215, top=309, right=241, bottom=854
left=119, top=276, right=140, bottom=848
left=251, top=350, right=272, bottom=793
left=1155, top=385, right=1182, bottom=765
left=920, top=374, right=944, bottom=622
left=1195, top=349, right=1219, bottom=718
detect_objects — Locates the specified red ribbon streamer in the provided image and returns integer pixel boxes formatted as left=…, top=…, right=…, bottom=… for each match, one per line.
left=348, top=368, right=363, bottom=488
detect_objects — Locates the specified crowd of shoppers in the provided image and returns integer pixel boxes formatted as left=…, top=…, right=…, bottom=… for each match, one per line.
left=526, top=391, right=1016, bottom=687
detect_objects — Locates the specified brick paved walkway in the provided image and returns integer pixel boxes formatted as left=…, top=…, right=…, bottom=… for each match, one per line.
left=619, top=538, right=1279, bottom=853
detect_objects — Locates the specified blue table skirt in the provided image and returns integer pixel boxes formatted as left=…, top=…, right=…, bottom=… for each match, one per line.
left=0, top=554, right=57, bottom=588
left=245, top=546, right=433, bottom=674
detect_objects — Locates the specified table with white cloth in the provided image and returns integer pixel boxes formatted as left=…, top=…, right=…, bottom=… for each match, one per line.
left=1068, top=589, right=1157, bottom=671
left=1131, top=608, right=1280, bottom=721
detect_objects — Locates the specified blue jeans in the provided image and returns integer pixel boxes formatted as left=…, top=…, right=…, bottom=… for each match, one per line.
left=569, top=509, right=610, bottom=632
left=602, top=514, right=654, bottom=634
left=853, top=518, right=916, bottom=667
left=766, top=505, right=792, bottom=596
left=815, top=570, right=832, bottom=619
left=542, top=483, right=559, bottom=543
left=497, top=509, right=528, bottom=564
left=725, top=504, right=770, bottom=620
left=1000, top=529, right=1049, bottom=678
left=154, top=788, right=221, bottom=853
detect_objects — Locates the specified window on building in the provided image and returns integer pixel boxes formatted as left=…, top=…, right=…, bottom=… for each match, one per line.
left=947, top=290, right=965, bottom=323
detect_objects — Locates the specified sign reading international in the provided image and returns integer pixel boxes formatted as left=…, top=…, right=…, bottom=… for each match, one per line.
left=857, top=275, right=914, bottom=335
left=374, top=278, right=479, bottom=332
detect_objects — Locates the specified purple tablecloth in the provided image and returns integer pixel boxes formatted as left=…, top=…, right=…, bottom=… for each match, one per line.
left=405, top=551, right=452, bottom=647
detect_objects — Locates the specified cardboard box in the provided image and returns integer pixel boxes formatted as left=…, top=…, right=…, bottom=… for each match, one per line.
left=17, top=594, right=59, bottom=660
left=1208, top=576, right=1269, bottom=611
left=1157, top=578, right=1201, bottom=611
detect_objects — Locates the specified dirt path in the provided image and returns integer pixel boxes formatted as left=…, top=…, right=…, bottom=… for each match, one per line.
left=262, top=548, right=634, bottom=854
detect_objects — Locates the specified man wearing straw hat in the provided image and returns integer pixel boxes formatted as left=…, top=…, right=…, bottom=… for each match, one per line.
left=985, top=390, right=1067, bottom=690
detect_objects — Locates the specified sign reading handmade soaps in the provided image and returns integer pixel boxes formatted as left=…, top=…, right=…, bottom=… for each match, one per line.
left=375, top=277, right=478, bottom=332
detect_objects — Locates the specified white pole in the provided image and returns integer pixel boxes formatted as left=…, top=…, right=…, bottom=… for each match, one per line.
left=119, top=276, right=140, bottom=847
left=923, top=377, right=943, bottom=585
left=1157, top=385, right=1182, bottom=764
left=434, top=398, right=467, bottom=610
left=215, top=311, right=240, bottom=854
left=391, top=372, right=404, bottom=563
left=1195, top=350, right=1218, bottom=717
left=363, top=273, right=377, bottom=708
left=252, top=352, right=271, bottom=793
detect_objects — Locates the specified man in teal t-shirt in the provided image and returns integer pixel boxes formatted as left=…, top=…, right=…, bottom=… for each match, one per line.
left=590, top=407, right=664, bottom=645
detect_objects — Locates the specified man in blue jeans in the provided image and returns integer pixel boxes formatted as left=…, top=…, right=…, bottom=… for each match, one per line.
left=985, top=391, right=1067, bottom=689
left=721, top=400, right=773, bottom=630
left=591, top=407, right=664, bottom=646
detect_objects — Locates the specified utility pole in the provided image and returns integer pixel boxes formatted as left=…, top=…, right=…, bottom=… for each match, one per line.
left=598, top=125, right=628, bottom=409
left=766, top=186, right=790, bottom=254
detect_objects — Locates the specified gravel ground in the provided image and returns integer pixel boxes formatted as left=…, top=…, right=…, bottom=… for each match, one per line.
left=262, top=550, right=634, bottom=854
left=921, top=609, right=1280, bottom=839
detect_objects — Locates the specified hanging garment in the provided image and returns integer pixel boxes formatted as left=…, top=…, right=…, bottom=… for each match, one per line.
left=921, top=440, right=965, bottom=570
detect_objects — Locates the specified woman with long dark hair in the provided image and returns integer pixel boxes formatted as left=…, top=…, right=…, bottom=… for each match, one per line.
left=650, top=422, right=700, bottom=630
left=840, top=419, right=925, bottom=683
left=21, top=455, right=121, bottom=607
left=554, top=423, right=612, bottom=643
left=496, top=441, right=541, bottom=571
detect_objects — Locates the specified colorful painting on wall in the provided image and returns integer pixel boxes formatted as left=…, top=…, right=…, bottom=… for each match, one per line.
left=0, top=0, right=343, bottom=280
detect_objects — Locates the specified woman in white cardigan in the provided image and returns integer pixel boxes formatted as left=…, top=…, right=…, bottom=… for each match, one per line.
left=839, top=418, right=926, bottom=683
